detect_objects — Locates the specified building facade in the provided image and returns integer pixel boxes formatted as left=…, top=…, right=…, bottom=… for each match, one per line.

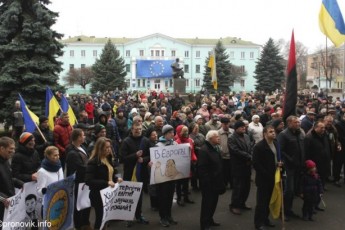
left=58, top=33, right=261, bottom=94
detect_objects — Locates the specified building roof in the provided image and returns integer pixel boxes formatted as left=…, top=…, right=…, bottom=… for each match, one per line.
left=60, top=34, right=260, bottom=46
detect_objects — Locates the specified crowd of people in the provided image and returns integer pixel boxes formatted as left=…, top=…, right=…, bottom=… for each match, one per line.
left=1, top=88, right=344, bottom=230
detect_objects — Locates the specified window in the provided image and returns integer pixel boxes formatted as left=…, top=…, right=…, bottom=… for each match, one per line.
left=250, top=52, right=254, bottom=59
left=240, top=65, right=245, bottom=73
left=165, top=80, right=169, bottom=88
left=81, top=50, right=85, bottom=57
left=70, top=50, right=74, bottom=57
left=186, top=79, right=189, bottom=87
left=142, top=79, right=146, bottom=87
left=139, top=50, right=144, bottom=56
left=151, top=50, right=154, bottom=57
left=93, top=50, right=97, bottom=57
left=81, top=64, right=85, bottom=68
left=126, top=64, right=130, bottom=72
left=137, top=79, right=141, bottom=87
left=155, top=50, right=160, bottom=56
left=229, top=51, right=234, bottom=59
left=241, top=52, right=245, bottom=59
left=126, top=50, right=130, bottom=57
left=171, top=50, right=176, bottom=57
left=69, top=64, right=74, bottom=70
left=240, top=79, right=245, bottom=87
left=154, top=79, right=160, bottom=89
left=195, top=79, right=201, bottom=87
left=169, top=79, right=173, bottom=87
left=196, top=64, right=200, bottom=73
left=184, top=65, right=189, bottom=73
left=196, top=51, right=200, bottom=58
left=161, top=50, right=164, bottom=57
left=185, top=51, right=189, bottom=58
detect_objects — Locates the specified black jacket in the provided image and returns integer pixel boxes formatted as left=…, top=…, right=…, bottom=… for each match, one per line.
left=66, top=144, right=89, bottom=183
left=253, top=139, right=278, bottom=187
left=85, top=157, right=118, bottom=193
left=198, top=141, right=224, bottom=193
left=11, top=145, right=41, bottom=182
left=277, top=128, right=305, bottom=169
left=33, top=126, right=54, bottom=159
left=121, top=134, right=149, bottom=181
left=228, top=132, right=253, bottom=174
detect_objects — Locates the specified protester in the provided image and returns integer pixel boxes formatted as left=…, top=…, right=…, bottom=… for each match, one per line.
left=85, top=137, right=123, bottom=230
left=33, top=116, right=54, bottom=159
left=229, top=120, right=253, bottom=215
left=53, top=112, right=73, bottom=170
left=121, top=122, right=150, bottom=227
left=36, top=146, right=64, bottom=197
left=198, top=130, right=224, bottom=230
left=66, top=129, right=91, bottom=230
left=0, top=137, right=24, bottom=223
left=253, top=126, right=281, bottom=230
left=11, top=132, right=41, bottom=182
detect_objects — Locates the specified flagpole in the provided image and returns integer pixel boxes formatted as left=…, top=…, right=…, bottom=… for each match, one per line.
left=33, top=121, right=47, bottom=143
left=280, top=166, right=285, bottom=230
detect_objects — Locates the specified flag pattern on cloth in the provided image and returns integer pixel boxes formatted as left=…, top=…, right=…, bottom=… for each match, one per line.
left=319, top=0, right=345, bottom=47
left=61, top=94, right=77, bottom=126
left=269, top=167, right=282, bottom=219
left=18, top=94, right=39, bottom=133
left=136, top=60, right=174, bottom=78
left=282, top=31, right=297, bottom=122
left=208, top=51, right=217, bottom=90
left=45, top=87, right=60, bottom=130
left=131, top=138, right=145, bottom=182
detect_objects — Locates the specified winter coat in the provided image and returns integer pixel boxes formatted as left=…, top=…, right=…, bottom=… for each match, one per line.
left=66, top=144, right=89, bottom=183
left=11, top=144, right=41, bottom=182
left=53, top=120, right=73, bottom=158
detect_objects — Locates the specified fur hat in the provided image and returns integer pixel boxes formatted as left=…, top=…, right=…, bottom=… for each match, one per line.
left=19, top=132, right=34, bottom=146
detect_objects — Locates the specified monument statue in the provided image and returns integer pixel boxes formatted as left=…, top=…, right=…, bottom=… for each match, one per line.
left=171, top=58, right=184, bottom=79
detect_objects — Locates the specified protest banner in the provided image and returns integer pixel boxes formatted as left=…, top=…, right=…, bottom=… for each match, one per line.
left=43, top=175, right=74, bottom=230
left=149, top=143, right=190, bottom=184
left=2, top=182, right=45, bottom=230
left=100, top=181, right=143, bottom=229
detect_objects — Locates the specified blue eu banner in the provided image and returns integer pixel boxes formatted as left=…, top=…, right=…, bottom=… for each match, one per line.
left=136, top=60, right=174, bottom=78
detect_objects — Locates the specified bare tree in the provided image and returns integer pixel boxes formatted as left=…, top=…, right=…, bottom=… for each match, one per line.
left=63, top=67, right=95, bottom=89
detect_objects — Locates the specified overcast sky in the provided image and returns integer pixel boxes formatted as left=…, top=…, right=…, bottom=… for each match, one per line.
left=48, top=0, right=345, bottom=53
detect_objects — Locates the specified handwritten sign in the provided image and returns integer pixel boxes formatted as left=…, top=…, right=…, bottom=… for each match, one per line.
left=149, top=143, right=191, bottom=184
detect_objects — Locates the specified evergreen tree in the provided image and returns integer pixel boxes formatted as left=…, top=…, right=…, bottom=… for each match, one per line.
left=91, top=39, right=127, bottom=93
left=202, top=40, right=243, bottom=93
left=254, top=38, right=285, bottom=93
left=0, top=0, right=63, bottom=120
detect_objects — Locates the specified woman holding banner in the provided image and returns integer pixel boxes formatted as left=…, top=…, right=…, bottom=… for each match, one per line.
left=85, top=138, right=123, bottom=230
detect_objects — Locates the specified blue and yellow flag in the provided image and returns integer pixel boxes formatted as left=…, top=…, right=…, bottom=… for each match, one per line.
left=319, top=0, right=345, bottom=47
left=18, top=94, right=39, bottom=133
left=269, top=168, right=282, bottom=219
left=45, top=87, right=61, bottom=130
left=208, top=51, right=217, bottom=90
left=61, top=94, right=77, bottom=126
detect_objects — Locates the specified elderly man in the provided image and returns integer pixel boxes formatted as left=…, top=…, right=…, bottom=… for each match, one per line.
left=205, top=114, right=221, bottom=131
left=278, top=115, right=305, bottom=220
left=198, top=130, right=224, bottom=230
left=229, top=121, right=253, bottom=215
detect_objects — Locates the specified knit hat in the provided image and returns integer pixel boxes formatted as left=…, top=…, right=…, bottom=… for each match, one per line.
left=194, top=115, right=203, bottom=122
left=252, top=114, right=260, bottom=120
left=39, top=116, right=48, bottom=124
left=305, top=160, right=316, bottom=169
left=272, top=119, right=283, bottom=129
left=144, top=112, right=152, bottom=121
left=162, top=125, right=174, bottom=135
left=19, top=132, right=34, bottom=145
left=131, top=108, right=138, bottom=114
left=234, top=121, right=246, bottom=130
left=94, top=124, right=106, bottom=135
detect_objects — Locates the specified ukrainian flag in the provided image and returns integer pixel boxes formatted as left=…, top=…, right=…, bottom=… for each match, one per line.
left=18, top=94, right=39, bottom=133
left=208, top=51, right=217, bottom=90
left=319, top=0, right=345, bottom=47
left=45, top=87, right=60, bottom=130
left=61, top=94, right=77, bottom=126
left=269, top=168, right=282, bottom=219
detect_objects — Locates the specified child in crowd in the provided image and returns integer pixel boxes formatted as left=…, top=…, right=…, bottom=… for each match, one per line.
left=300, top=160, right=323, bottom=221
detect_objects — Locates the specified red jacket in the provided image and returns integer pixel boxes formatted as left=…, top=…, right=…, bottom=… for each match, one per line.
left=53, top=120, right=72, bottom=158
left=175, top=125, right=197, bottom=162
left=85, top=102, right=95, bottom=119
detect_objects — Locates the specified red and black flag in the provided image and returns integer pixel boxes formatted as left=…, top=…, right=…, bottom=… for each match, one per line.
left=282, top=31, right=297, bottom=122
